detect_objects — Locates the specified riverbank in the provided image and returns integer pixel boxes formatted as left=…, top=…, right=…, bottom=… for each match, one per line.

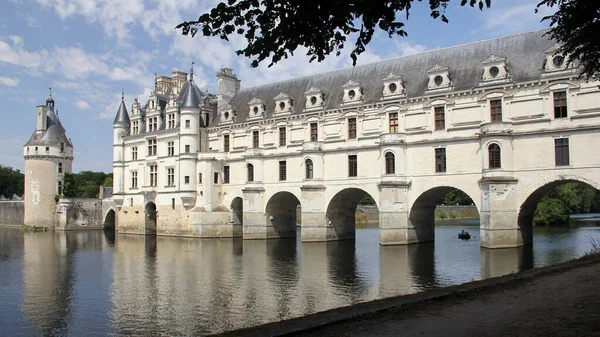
left=214, top=253, right=600, bottom=337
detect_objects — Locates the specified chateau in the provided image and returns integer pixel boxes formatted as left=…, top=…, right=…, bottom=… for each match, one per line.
left=109, top=30, right=600, bottom=248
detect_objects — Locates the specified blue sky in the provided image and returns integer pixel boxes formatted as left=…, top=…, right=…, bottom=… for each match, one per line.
left=0, top=0, right=554, bottom=173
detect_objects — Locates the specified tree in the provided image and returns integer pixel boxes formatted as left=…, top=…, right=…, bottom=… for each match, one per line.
left=177, top=0, right=492, bottom=68
left=533, top=182, right=600, bottom=226
left=536, top=0, right=600, bottom=78
left=0, top=165, right=24, bottom=198
left=441, top=190, right=474, bottom=205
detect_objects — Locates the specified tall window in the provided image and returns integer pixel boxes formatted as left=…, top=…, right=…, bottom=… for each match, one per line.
left=488, top=144, right=501, bottom=169
left=58, top=181, right=63, bottom=195
left=167, top=114, right=175, bottom=129
left=132, top=147, right=138, bottom=160
left=252, top=130, right=259, bottom=148
left=305, top=159, right=313, bottom=179
left=279, top=127, right=286, bottom=146
left=167, top=167, right=175, bottom=186
left=385, top=152, right=395, bottom=174
left=147, top=139, right=157, bottom=156
left=167, top=142, right=174, bottom=156
left=132, top=121, right=139, bottom=135
left=131, top=171, right=138, bottom=188
left=148, top=117, right=158, bottom=131
left=348, top=118, right=357, bottom=139
left=224, top=134, right=230, bottom=152
left=247, top=163, right=254, bottom=182
left=555, top=138, right=570, bottom=166
left=554, top=91, right=567, bottom=118
left=223, top=166, right=230, bottom=184
left=185, top=119, right=190, bottom=129
left=149, top=165, right=157, bottom=186
left=213, top=172, right=219, bottom=184
left=348, top=155, right=357, bottom=177
left=389, top=112, right=398, bottom=133
left=198, top=173, right=202, bottom=184
left=185, top=144, right=190, bottom=153
left=185, top=176, right=190, bottom=184
left=310, top=123, right=318, bottom=141
left=279, top=161, right=287, bottom=181
left=60, top=142, right=65, bottom=152
left=434, top=106, right=445, bottom=130
left=435, top=148, right=446, bottom=172
left=490, top=99, right=502, bottom=122
left=58, top=162, right=63, bottom=174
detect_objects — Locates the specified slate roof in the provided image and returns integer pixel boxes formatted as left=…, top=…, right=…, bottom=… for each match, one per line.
left=178, top=80, right=205, bottom=109
left=218, top=29, right=557, bottom=126
left=25, top=106, right=73, bottom=147
left=113, top=98, right=130, bottom=126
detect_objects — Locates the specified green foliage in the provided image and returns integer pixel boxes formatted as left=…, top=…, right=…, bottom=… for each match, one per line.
left=536, top=0, right=600, bottom=78
left=0, top=165, right=24, bottom=198
left=177, top=0, right=491, bottom=68
left=441, top=190, right=474, bottom=205
left=62, top=173, right=77, bottom=197
left=358, top=194, right=376, bottom=205
left=61, top=171, right=112, bottom=198
left=534, top=183, right=600, bottom=226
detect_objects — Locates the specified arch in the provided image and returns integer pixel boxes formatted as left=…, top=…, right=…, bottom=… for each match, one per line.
left=103, top=209, right=116, bottom=230
left=517, top=176, right=600, bottom=245
left=247, top=163, right=254, bottom=182
left=408, top=186, right=480, bottom=242
left=488, top=143, right=501, bottom=169
left=265, top=191, right=301, bottom=238
left=326, top=188, right=378, bottom=240
left=385, top=152, right=395, bottom=174
left=305, top=158, right=314, bottom=179
left=144, top=202, right=157, bottom=234
left=231, top=197, right=243, bottom=226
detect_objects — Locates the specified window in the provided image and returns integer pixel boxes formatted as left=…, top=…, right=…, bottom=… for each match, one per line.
left=171, top=198, right=175, bottom=209
left=148, top=117, right=158, bottom=131
left=252, top=130, right=259, bottom=148
left=224, top=134, right=230, bottom=152
left=185, top=144, right=190, bottom=153
left=167, top=142, right=175, bottom=156
left=434, top=106, right=445, bottom=130
left=131, top=171, right=138, bottom=188
left=385, top=152, right=395, bottom=174
left=198, top=173, right=202, bottom=184
left=147, top=139, right=157, bottom=156
left=132, top=121, right=139, bottom=135
left=389, top=113, right=398, bottom=133
left=305, top=159, right=313, bottom=179
left=279, top=127, right=286, bottom=146
left=348, top=117, right=357, bottom=139
left=185, top=176, right=190, bottom=184
left=60, top=143, right=65, bottom=152
left=435, top=148, right=446, bottom=173
left=213, top=172, right=219, bottom=184
left=490, top=99, right=502, bottom=122
left=185, top=119, right=190, bottom=129
left=167, top=114, right=175, bottom=129
left=247, top=163, right=254, bottom=182
left=35, top=147, right=38, bottom=152
left=555, top=138, right=570, bottom=166
left=488, top=144, right=501, bottom=169
left=45, top=147, right=49, bottom=152
left=348, top=155, right=357, bottom=177
left=149, top=165, right=157, bottom=186
left=279, top=161, right=287, bottom=181
left=132, top=147, right=138, bottom=160
left=58, top=181, right=62, bottom=195
left=224, top=166, right=230, bottom=184
left=310, top=123, right=318, bottom=141
left=58, top=162, right=63, bottom=174
left=167, top=168, right=175, bottom=186
left=554, top=91, right=567, bottom=118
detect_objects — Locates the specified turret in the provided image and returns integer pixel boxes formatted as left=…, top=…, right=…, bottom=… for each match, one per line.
left=112, top=91, right=130, bottom=205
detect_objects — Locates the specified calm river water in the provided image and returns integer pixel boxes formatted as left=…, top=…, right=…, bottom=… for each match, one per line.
left=1, top=217, right=600, bottom=336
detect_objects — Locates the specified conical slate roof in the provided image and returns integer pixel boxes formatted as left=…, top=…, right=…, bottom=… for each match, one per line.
left=113, top=95, right=131, bottom=126
left=178, top=80, right=204, bottom=109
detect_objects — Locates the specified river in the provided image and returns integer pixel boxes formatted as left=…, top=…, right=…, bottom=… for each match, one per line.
left=1, top=216, right=599, bottom=336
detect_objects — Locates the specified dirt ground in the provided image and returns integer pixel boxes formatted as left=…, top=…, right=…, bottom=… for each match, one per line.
left=216, top=256, right=600, bottom=337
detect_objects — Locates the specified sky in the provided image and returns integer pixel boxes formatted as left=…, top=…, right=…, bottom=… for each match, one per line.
left=0, top=0, right=555, bottom=173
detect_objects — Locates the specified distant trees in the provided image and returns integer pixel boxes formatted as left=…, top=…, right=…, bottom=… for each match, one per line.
left=534, top=183, right=600, bottom=226
left=0, top=165, right=24, bottom=198
left=441, top=190, right=474, bottom=205
left=62, top=171, right=113, bottom=198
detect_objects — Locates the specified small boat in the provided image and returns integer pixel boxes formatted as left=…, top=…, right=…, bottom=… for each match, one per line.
left=458, top=230, right=471, bottom=240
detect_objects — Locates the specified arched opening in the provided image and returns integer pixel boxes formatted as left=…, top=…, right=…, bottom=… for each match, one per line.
left=231, top=197, right=243, bottom=226
left=103, top=209, right=116, bottom=230
left=326, top=188, right=378, bottom=241
left=518, top=179, right=600, bottom=245
left=488, top=143, right=501, bottom=169
left=265, top=192, right=301, bottom=238
left=305, top=159, right=313, bottom=179
left=409, top=187, right=479, bottom=242
left=247, top=163, right=254, bottom=182
left=385, top=152, right=395, bottom=174
left=144, top=202, right=157, bottom=234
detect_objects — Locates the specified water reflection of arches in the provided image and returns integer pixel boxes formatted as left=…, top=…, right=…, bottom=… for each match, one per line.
left=517, top=178, right=599, bottom=245
left=104, top=209, right=116, bottom=230
left=264, top=192, right=300, bottom=238
left=231, top=197, right=243, bottom=226
left=326, top=188, right=378, bottom=240
left=144, top=202, right=157, bottom=234
left=408, top=186, right=479, bottom=243
left=378, top=243, right=437, bottom=298
left=480, top=245, right=533, bottom=279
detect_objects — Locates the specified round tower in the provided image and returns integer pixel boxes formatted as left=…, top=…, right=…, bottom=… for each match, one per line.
left=23, top=90, right=74, bottom=227
left=112, top=91, right=130, bottom=208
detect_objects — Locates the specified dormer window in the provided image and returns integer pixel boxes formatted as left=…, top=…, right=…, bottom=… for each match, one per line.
left=381, top=73, right=405, bottom=100
left=426, top=65, right=452, bottom=92
left=388, top=83, right=397, bottom=93
left=274, top=92, right=293, bottom=114
left=310, top=96, right=317, bottom=105
left=480, top=55, right=509, bottom=85
left=552, top=55, right=565, bottom=68
left=304, top=87, right=324, bottom=110
left=342, top=80, right=363, bottom=104
left=220, top=104, right=234, bottom=123
left=543, top=44, right=572, bottom=75
left=248, top=98, right=266, bottom=119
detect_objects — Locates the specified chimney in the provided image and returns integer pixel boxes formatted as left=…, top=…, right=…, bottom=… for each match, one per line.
left=171, top=71, right=188, bottom=96
left=36, top=105, right=48, bottom=131
left=156, top=76, right=172, bottom=95
left=216, top=68, right=241, bottom=108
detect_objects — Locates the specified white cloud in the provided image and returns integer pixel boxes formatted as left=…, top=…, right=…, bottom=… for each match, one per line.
left=480, top=1, right=555, bottom=35
left=0, top=77, right=19, bottom=86
left=74, top=100, right=91, bottom=109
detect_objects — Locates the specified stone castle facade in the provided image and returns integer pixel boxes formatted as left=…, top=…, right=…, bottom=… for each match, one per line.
left=110, top=30, right=600, bottom=248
